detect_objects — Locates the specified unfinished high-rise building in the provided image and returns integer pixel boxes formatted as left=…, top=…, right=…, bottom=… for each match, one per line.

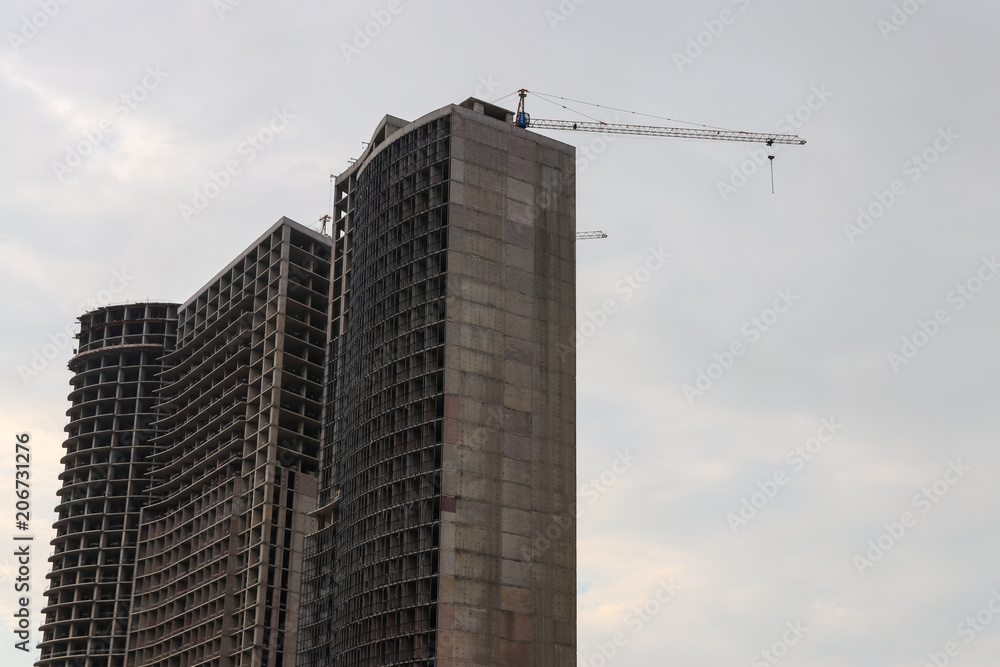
left=298, top=98, right=578, bottom=666
left=125, top=219, right=331, bottom=667
left=39, top=98, right=578, bottom=667
left=38, top=302, right=179, bottom=667
left=36, top=219, right=332, bottom=667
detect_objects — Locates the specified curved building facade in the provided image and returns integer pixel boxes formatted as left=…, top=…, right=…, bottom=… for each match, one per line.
left=334, top=111, right=450, bottom=665
left=300, top=98, right=577, bottom=667
left=38, top=302, right=179, bottom=667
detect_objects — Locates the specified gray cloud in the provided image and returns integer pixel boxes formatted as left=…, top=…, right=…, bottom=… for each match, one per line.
left=2, top=0, right=999, bottom=665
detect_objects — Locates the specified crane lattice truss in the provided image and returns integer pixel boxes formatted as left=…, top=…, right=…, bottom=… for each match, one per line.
left=514, top=89, right=806, bottom=146
left=526, top=119, right=806, bottom=145
left=576, top=231, right=608, bottom=240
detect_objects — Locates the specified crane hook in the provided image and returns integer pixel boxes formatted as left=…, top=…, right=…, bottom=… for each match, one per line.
left=766, top=139, right=775, bottom=194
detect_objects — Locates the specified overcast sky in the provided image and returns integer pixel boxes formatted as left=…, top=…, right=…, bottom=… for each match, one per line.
left=2, top=1, right=999, bottom=665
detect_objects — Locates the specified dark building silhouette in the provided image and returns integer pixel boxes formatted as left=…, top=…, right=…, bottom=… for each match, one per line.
left=38, top=302, right=179, bottom=667
left=125, top=219, right=331, bottom=667
left=37, top=219, right=331, bottom=667
left=298, top=98, right=577, bottom=667
left=39, top=97, right=578, bottom=667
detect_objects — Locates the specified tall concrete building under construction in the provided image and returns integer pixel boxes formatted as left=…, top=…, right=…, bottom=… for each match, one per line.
left=39, top=97, right=577, bottom=667
left=125, top=220, right=331, bottom=667
left=38, top=220, right=332, bottom=667
left=37, top=302, right=179, bottom=667
left=297, top=99, right=577, bottom=666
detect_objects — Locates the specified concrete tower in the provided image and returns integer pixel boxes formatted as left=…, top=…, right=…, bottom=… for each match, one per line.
left=37, top=302, right=179, bottom=667
left=299, top=99, right=577, bottom=666
left=124, top=219, right=331, bottom=667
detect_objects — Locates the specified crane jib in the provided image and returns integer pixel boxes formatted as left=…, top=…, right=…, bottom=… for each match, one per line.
left=519, top=118, right=806, bottom=146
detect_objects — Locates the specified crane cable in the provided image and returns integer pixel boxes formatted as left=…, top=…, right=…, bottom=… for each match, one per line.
left=521, top=89, right=786, bottom=193
left=528, top=90, right=741, bottom=133
left=527, top=91, right=611, bottom=125
left=490, top=91, right=520, bottom=106
left=492, top=90, right=787, bottom=193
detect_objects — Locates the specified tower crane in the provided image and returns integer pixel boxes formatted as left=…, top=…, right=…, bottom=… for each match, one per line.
left=514, top=89, right=806, bottom=146
left=513, top=89, right=806, bottom=224
left=322, top=93, right=803, bottom=238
